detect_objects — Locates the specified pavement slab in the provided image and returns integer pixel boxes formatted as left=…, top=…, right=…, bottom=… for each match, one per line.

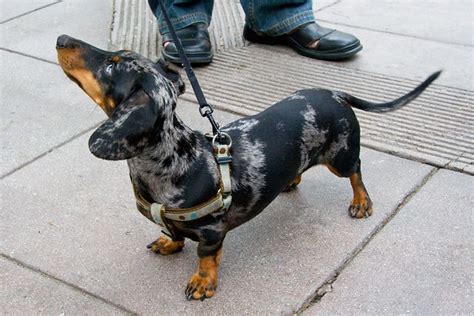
left=0, top=50, right=105, bottom=177
left=307, top=169, right=474, bottom=315
left=0, top=256, right=128, bottom=315
left=0, top=0, right=57, bottom=24
left=1, top=98, right=434, bottom=314
left=0, top=0, right=112, bottom=63
left=315, top=0, right=473, bottom=46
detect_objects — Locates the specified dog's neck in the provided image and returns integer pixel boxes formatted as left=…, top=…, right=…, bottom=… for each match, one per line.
left=130, top=111, right=200, bottom=177
left=127, top=109, right=201, bottom=206
left=127, top=82, right=220, bottom=207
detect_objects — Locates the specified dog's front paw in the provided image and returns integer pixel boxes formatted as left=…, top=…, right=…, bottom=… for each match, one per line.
left=146, top=235, right=184, bottom=255
left=185, top=272, right=217, bottom=301
left=348, top=196, right=373, bottom=219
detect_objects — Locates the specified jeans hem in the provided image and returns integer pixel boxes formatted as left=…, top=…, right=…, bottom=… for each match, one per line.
left=263, top=10, right=315, bottom=36
left=159, top=12, right=209, bottom=34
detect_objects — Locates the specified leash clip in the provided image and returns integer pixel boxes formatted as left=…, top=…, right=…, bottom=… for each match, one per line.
left=199, top=104, right=214, bottom=117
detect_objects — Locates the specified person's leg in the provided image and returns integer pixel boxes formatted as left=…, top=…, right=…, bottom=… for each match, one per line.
left=148, top=0, right=213, bottom=33
left=241, top=0, right=362, bottom=61
left=240, top=0, right=314, bottom=36
left=148, top=0, right=214, bottom=64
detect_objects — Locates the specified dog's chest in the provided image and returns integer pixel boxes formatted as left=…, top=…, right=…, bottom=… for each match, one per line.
left=127, top=159, right=185, bottom=207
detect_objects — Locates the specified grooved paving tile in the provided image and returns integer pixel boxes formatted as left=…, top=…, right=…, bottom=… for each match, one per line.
left=1, top=99, right=433, bottom=314
left=109, top=0, right=339, bottom=58
left=180, top=46, right=473, bottom=174
left=110, top=0, right=245, bottom=60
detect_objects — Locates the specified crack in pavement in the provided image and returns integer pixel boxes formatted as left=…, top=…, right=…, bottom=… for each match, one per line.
left=0, top=122, right=103, bottom=180
left=314, top=0, right=343, bottom=13
left=0, top=1, right=63, bottom=25
left=295, top=167, right=440, bottom=314
left=0, top=47, right=58, bottom=66
left=1, top=254, right=138, bottom=315
left=0, top=49, right=103, bottom=180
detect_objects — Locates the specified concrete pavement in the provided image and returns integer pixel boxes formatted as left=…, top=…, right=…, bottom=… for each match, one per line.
left=309, top=169, right=473, bottom=315
left=1, top=0, right=472, bottom=314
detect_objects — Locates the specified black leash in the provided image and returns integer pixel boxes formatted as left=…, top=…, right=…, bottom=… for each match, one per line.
left=157, top=0, right=221, bottom=137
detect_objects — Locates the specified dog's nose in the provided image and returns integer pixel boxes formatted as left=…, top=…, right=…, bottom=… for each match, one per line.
left=56, top=34, right=78, bottom=49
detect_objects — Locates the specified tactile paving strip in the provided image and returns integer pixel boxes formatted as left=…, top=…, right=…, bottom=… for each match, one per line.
left=182, top=46, right=473, bottom=174
left=110, top=0, right=245, bottom=59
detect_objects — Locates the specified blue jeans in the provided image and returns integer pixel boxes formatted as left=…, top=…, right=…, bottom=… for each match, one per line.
left=148, top=0, right=315, bottom=36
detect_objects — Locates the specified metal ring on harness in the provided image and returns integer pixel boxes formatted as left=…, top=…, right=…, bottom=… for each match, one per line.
left=212, top=132, right=232, bottom=148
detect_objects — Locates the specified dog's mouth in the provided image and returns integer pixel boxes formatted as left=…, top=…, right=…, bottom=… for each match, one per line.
left=56, top=35, right=83, bottom=72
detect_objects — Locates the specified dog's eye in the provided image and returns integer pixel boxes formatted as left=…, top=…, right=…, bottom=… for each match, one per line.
left=105, top=64, right=114, bottom=75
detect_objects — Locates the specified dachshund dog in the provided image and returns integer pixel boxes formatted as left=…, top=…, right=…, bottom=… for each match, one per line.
left=56, top=34, right=440, bottom=300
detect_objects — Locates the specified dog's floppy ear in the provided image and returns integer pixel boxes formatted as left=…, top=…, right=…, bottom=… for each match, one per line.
left=88, top=89, right=158, bottom=160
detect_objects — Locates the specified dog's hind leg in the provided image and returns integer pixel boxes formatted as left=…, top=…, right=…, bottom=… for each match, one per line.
left=283, top=174, right=302, bottom=192
left=147, top=235, right=185, bottom=255
left=347, top=160, right=373, bottom=218
left=327, top=159, right=373, bottom=219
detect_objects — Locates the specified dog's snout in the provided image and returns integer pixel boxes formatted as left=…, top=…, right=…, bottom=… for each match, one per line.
left=56, top=34, right=78, bottom=49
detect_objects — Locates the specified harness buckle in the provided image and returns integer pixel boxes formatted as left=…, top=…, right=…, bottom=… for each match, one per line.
left=217, top=156, right=232, bottom=164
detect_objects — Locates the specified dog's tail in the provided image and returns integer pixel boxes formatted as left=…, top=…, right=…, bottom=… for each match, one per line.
left=337, top=71, right=441, bottom=113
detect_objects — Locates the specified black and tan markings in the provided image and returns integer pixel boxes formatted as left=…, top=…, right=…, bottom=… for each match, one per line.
left=57, top=38, right=116, bottom=114
left=147, top=235, right=185, bottom=255
left=57, top=34, right=440, bottom=300
left=185, top=247, right=222, bottom=300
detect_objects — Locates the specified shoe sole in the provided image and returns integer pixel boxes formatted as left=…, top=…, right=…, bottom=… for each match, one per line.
left=287, top=39, right=363, bottom=61
left=162, top=48, right=213, bottom=65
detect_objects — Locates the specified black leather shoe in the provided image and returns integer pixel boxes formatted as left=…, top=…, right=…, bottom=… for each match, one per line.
left=162, top=23, right=213, bottom=64
left=243, top=22, right=362, bottom=61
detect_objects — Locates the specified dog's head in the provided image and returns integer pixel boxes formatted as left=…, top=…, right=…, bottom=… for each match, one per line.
left=56, top=34, right=185, bottom=160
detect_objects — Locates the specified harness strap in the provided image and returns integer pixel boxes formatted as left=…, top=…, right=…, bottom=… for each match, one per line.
left=131, top=141, right=232, bottom=237
left=216, top=144, right=232, bottom=193
left=132, top=183, right=228, bottom=237
left=153, top=192, right=225, bottom=221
